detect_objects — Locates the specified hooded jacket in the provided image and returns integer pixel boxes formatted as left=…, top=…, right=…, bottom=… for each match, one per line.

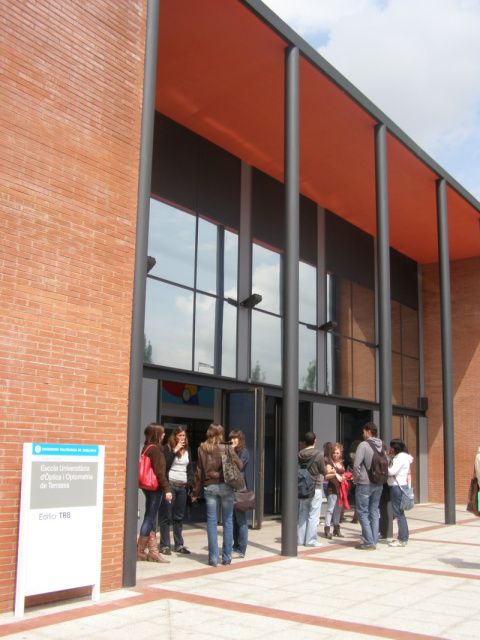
left=387, top=451, right=414, bottom=486
left=353, top=437, right=384, bottom=485
left=298, top=447, right=326, bottom=489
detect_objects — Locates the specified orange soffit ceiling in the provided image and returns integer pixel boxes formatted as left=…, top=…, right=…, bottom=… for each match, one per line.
left=155, top=0, right=480, bottom=264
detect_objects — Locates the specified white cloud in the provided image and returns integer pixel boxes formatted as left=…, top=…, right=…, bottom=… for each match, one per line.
left=263, top=0, right=480, bottom=200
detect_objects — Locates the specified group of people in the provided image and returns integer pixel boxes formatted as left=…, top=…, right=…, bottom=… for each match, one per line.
left=298, top=422, right=413, bottom=550
left=137, top=422, right=250, bottom=567
left=138, top=419, right=413, bottom=566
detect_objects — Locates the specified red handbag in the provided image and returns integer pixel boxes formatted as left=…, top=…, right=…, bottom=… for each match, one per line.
left=139, top=445, right=159, bottom=491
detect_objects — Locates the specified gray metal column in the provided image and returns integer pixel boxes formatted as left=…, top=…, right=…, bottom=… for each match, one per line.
left=374, top=124, right=392, bottom=446
left=123, top=0, right=159, bottom=587
left=436, top=178, right=456, bottom=524
left=282, top=45, right=299, bottom=556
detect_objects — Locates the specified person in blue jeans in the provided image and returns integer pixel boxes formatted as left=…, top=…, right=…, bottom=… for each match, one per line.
left=353, top=422, right=385, bottom=550
left=191, top=423, right=242, bottom=566
left=387, top=438, right=413, bottom=547
left=229, top=429, right=249, bottom=558
left=298, top=432, right=327, bottom=547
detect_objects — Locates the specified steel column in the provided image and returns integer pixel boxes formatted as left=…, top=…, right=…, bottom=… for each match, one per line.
left=282, top=45, right=299, bottom=556
left=436, top=178, right=456, bottom=524
left=374, top=124, right=393, bottom=445
left=123, top=0, right=159, bottom=587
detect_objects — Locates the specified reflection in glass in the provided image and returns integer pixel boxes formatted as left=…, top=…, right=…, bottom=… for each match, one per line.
left=194, top=294, right=237, bottom=378
left=148, top=199, right=196, bottom=287
left=196, top=218, right=217, bottom=294
left=144, top=279, right=193, bottom=369
left=194, top=292, right=216, bottom=374
left=299, top=324, right=317, bottom=391
left=251, top=312, right=281, bottom=386
left=252, top=244, right=281, bottom=314
left=299, top=262, right=316, bottom=325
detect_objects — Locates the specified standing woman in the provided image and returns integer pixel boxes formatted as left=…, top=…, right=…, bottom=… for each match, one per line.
left=324, top=443, right=347, bottom=539
left=137, top=423, right=172, bottom=563
left=229, top=429, right=249, bottom=559
left=159, top=426, right=194, bottom=555
left=190, top=423, right=242, bottom=567
left=387, top=438, right=414, bottom=547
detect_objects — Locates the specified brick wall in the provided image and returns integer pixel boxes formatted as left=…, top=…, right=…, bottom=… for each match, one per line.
left=0, top=0, right=146, bottom=612
left=423, top=256, right=480, bottom=503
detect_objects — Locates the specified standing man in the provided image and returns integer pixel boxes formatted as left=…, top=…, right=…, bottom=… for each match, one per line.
left=298, top=432, right=327, bottom=547
left=353, top=422, right=386, bottom=550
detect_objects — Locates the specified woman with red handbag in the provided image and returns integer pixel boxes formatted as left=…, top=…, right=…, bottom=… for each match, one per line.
left=137, top=423, right=172, bottom=563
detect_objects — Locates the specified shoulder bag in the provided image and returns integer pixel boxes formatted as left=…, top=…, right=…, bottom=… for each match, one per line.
left=394, top=475, right=414, bottom=511
left=139, top=444, right=159, bottom=491
left=221, top=445, right=244, bottom=490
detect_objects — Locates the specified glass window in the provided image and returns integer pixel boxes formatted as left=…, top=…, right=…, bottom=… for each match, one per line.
left=299, top=262, right=316, bottom=325
left=144, top=279, right=193, bottom=369
left=251, top=312, right=281, bottom=386
left=299, top=324, right=317, bottom=391
left=252, top=243, right=281, bottom=314
left=148, top=200, right=196, bottom=287
left=326, top=273, right=376, bottom=401
left=196, top=219, right=238, bottom=299
left=194, top=294, right=237, bottom=378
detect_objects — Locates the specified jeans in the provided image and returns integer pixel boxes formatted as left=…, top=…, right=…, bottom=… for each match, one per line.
left=159, top=484, right=188, bottom=550
left=298, top=488, right=322, bottom=546
left=140, top=489, right=163, bottom=537
left=233, top=509, right=248, bottom=556
left=324, top=493, right=341, bottom=527
left=355, top=483, right=383, bottom=547
left=390, top=484, right=409, bottom=542
left=204, top=483, right=235, bottom=566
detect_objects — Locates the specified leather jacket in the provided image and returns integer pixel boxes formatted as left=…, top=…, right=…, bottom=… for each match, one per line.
left=192, top=444, right=242, bottom=497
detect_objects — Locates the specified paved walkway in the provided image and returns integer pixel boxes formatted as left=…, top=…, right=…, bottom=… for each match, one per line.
left=1, top=503, right=479, bottom=639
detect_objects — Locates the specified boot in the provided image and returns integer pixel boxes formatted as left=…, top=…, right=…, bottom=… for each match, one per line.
left=324, top=526, right=333, bottom=539
left=137, top=535, right=149, bottom=561
left=351, top=511, right=359, bottom=524
left=147, top=531, right=170, bottom=563
left=333, top=525, right=345, bottom=538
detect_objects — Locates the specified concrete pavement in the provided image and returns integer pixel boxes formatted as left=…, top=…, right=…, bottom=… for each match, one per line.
left=1, top=503, right=479, bottom=639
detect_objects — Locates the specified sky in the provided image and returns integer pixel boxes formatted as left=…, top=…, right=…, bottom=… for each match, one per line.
left=262, top=0, right=480, bottom=202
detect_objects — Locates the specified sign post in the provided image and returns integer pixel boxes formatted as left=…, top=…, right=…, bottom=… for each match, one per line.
left=15, top=443, right=105, bottom=617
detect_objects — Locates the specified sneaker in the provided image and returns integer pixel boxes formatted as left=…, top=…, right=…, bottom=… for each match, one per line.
left=354, top=544, right=376, bottom=550
left=160, top=547, right=172, bottom=555
left=231, top=552, right=244, bottom=559
left=389, top=539, right=408, bottom=547
left=304, top=542, right=322, bottom=547
left=175, top=546, right=191, bottom=554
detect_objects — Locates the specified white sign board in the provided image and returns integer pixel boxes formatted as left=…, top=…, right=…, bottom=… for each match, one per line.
left=15, top=443, right=105, bottom=617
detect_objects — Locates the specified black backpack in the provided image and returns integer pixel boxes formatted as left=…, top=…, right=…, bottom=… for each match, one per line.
left=298, top=454, right=317, bottom=499
left=366, top=440, right=388, bottom=484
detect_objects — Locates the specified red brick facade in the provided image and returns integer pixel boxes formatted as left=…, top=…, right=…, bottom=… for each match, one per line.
left=0, top=0, right=146, bottom=612
left=423, top=256, right=480, bottom=503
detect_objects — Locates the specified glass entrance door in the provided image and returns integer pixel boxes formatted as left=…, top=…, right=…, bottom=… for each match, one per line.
left=223, top=388, right=265, bottom=529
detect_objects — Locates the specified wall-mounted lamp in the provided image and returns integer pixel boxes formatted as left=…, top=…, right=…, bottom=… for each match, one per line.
left=240, top=293, right=263, bottom=308
left=318, top=320, right=337, bottom=332
left=227, top=297, right=238, bottom=307
left=147, top=256, right=156, bottom=273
